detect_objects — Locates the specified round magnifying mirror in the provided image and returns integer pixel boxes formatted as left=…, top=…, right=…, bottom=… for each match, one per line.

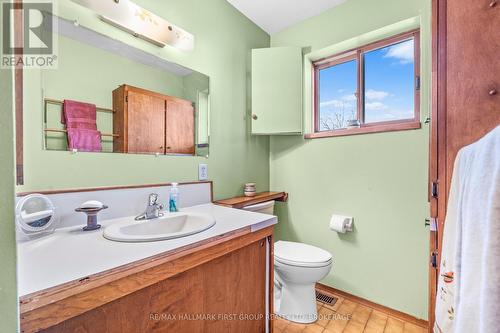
left=16, top=194, right=58, bottom=234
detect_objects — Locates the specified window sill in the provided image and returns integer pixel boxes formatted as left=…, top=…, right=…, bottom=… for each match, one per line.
left=304, top=121, right=421, bottom=139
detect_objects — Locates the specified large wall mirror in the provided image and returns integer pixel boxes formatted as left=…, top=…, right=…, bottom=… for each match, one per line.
left=42, top=16, right=210, bottom=157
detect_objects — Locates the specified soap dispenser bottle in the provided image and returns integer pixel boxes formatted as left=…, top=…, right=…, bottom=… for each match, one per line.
left=169, top=183, right=179, bottom=212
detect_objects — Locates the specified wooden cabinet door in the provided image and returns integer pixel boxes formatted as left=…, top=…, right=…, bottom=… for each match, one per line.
left=165, top=99, right=195, bottom=155
left=126, top=91, right=166, bottom=154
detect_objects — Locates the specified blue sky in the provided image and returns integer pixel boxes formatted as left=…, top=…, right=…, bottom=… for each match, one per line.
left=318, top=38, right=415, bottom=130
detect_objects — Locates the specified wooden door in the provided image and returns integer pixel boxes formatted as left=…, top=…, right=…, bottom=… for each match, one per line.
left=445, top=0, right=499, bottom=187
left=429, top=0, right=499, bottom=328
left=165, top=99, right=195, bottom=155
left=127, top=91, right=166, bottom=154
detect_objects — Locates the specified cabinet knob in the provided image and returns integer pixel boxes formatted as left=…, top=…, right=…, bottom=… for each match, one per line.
left=489, top=89, right=498, bottom=96
left=490, top=0, right=497, bottom=7
left=252, top=114, right=258, bottom=120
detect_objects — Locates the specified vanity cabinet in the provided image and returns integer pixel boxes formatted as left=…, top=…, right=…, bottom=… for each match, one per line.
left=20, top=226, right=274, bottom=333
left=251, top=47, right=303, bottom=135
left=113, top=85, right=195, bottom=155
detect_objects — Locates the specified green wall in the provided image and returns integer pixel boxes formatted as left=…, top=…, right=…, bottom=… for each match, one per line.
left=0, top=66, right=18, bottom=330
left=270, top=0, right=431, bottom=319
left=20, top=0, right=270, bottom=198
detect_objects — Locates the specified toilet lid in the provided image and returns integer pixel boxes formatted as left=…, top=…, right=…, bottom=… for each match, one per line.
left=274, top=241, right=332, bottom=267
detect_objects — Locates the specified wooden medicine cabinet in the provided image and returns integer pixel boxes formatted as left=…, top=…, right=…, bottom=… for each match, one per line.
left=113, top=85, right=195, bottom=155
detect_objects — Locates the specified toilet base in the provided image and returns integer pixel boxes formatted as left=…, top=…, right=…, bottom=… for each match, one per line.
left=275, top=282, right=318, bottom=324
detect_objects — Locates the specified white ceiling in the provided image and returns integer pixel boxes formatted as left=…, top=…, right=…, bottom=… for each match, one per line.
left=227, top=0, right=347, bottom=34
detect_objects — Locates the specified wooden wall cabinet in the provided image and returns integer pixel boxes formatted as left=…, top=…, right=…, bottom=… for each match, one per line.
left=113, top=85, right=195, bottom=155
left=251, top=47, right=303, bottom=135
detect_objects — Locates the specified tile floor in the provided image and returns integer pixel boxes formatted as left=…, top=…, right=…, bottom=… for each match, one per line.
left=274, top=291, right=427, bottom=333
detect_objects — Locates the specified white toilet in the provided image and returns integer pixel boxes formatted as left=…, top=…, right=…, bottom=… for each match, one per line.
left=274, top=241, right=332, bottom=323
left=242, top=200, right=333, bottom=324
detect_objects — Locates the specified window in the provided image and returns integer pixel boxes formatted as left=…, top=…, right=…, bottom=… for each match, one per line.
left=309, top=30, right=420, bottom=138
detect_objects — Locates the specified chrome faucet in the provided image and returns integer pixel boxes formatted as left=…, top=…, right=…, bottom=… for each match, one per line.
left=135, top=193, right=164, bottom=221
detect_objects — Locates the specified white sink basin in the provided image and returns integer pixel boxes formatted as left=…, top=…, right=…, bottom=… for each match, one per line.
left=103, top=212, right=216, bottom=242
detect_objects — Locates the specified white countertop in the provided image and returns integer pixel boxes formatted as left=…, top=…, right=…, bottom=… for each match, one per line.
left=17, top=203, right=277, bottom=297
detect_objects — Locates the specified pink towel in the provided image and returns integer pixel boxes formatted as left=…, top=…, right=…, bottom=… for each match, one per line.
left=67, top=129, right=102, bottom=152
left=62, top=100, right=101, bottom=152
left=62, top=100, right=97, bottom=130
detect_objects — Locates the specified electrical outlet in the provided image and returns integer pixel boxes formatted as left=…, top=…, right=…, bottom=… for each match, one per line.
left=198, top=164, right=208, bottom=181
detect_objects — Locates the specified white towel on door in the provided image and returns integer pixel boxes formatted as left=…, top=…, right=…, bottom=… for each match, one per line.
left=435, top=125, right=500, bottom=333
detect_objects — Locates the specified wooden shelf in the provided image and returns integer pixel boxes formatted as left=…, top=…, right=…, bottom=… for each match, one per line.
left=214, top=191, right=288, bottom=209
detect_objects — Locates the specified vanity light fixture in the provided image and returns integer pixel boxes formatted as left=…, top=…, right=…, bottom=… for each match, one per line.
left=70, top=0, right=194, bottom=51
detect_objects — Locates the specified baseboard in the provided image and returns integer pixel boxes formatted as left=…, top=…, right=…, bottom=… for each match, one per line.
left=316, top=283, right=428, bottom=329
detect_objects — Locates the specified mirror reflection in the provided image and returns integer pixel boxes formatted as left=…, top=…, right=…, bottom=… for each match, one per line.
left=43, top=17, right=210, bottom=156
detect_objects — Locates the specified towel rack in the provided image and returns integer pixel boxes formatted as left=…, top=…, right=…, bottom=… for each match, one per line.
left=44, top=128, right=119, bottom=138
left=43, top=97, right=119, bottom=140
left=44, top=98, right=115, bottom=114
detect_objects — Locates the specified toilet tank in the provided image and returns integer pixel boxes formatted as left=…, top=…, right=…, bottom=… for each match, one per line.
left=242, top=200, right=275, bottom=215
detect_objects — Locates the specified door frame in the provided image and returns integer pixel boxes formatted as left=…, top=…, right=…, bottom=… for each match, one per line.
left=429, top=0, right=448, bottom=330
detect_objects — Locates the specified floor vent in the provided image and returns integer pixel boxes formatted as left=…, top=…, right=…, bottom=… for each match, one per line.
left=315, top=291, right=337, bottom=305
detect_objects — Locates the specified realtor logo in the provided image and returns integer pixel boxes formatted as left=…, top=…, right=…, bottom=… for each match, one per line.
left=1, top=0, right=58, bottom=68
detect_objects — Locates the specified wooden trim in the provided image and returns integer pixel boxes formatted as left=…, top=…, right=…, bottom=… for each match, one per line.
left=14, top=0, right=23, bottom=185
left=429, top=1, right=448, bottom=331
left=20, top=226, right=274, bottom=332
left=164, top=98, right=168, bottom=154
left=122, top=84, right=193, bottom=106
left=305, top=121, right=421, bottom=139
left=428, top=1, right=442, bottom=330
left=268, top=233, right=275, bottom=333
left=313, top=62, right=320, bottom=132
left=313, top=29, right=420, bottom=66
left=435, top=0, right=448, bottom=294
left=316, top=283, right=428, bottom=329
left=213, top=191, right=288, bottom=209
left=16, top=180, right=213, bottom=197
left=314, top=52, right=357, bottom=71
left=358, top=29, right=419, bottom=53
left=311, top=29, right=420, bottom=136
left=414, top=30, right=421, bottom=126
left=357, top=49, right=364, bottom=123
